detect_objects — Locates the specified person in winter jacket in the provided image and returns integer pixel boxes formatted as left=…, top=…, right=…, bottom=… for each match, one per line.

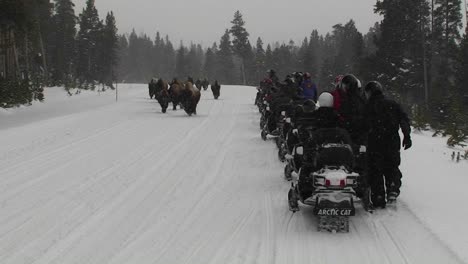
left=338, top=74, right=367, bottom=146
left=364, top=81, right=412, bottom=208
left=300, top=72, right=318, bottom=102
left=266, top=69, right=280, bottom=85
left=330, top=75, right=345, bottom=112
left=310, top=92, right=341, bottom=128
left=289, top=93, right=347, bottom=211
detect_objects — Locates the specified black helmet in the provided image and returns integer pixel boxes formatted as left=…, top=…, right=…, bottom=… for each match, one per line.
left=364, top=81, right=383, bottom=96
left=267, top=69, right=276, bottom=74
left=340, top=74, right=360, bottom=93
left=303, top=99, right=316, bottom=112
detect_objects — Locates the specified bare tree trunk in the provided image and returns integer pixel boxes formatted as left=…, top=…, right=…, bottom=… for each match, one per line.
left=420, top=2, right=429, bottom=107
left=0, top=27, right=5, bottom=78
left=37, top=28, right=47, bottom=75
left=12, top=29, right=19, bottom=80
left=241, top=58, right=246, bottom=85
left=24, top=32, right=30, bottom=79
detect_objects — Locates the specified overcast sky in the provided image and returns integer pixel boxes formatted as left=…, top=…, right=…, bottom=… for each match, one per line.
left=74, top=0, right=467, bottom=47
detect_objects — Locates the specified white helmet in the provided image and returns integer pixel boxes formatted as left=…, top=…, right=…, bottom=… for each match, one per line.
left=318, top=92, right=334, bottom=108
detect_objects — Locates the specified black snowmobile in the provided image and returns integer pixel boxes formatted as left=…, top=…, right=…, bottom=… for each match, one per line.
left=288, top=127, right=367, bottom=233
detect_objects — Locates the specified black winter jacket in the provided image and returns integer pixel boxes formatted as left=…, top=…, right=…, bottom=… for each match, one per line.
left=340, top=91, right=367, bottom=145
left=366, top=94, right=411, bottom=152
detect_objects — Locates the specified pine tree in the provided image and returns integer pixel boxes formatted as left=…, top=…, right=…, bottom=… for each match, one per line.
left=229, top=11, right=250, bottom=84
left=152, top=31, right=163, bottom=77
left=254, top=37, right=266, bottom=82
left=76, top=0, right=101, bottom=87
left=116, top=34, right=129, bottom=82
left=203, top=46, right=217, bottom=81
left=374, top=0, right=430, bottom=104
left=50, top=0, right=76, bottom=85
left=175, top=42, right=187, bottom=79
left=457, top=34, right=468, bottom=99
left=98, top=11, right=118, bottom=88
left=162, top=35, right=176, bottom=79
left=217, top=29, right=234, bottom=84
left=431, top=0, right=463, bottom=97
left=265, top=44, right=274, bottom=72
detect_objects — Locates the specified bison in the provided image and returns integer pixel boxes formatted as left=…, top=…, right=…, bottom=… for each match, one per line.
left=153, top=79, right=170, bottom=113
left=181, top=82, right=201, bottom=116
left=148, top=78, right=158, bottom=99
left=195, top=79, right=202, bottom=90
left=169, top=78, right=184, bottom=110
left=201, top=78, right=209, bottom=91
left=211, top=80, right=221, bottom=99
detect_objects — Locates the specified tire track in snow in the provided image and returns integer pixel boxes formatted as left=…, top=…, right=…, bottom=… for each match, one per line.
left=30, top=93, right=221, bottom=264
left=0, top=118, right=177, bottom=263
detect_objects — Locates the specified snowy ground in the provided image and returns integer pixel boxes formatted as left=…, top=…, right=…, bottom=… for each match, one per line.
left=0, top=84, right=466, bottom=264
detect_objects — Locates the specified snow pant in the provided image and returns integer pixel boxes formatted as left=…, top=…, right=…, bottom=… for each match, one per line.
left=368, top=150, right=402, bottom=198
left=287, top=131, right=298, bottom=154
left=353, top=148, right=368, bottom=198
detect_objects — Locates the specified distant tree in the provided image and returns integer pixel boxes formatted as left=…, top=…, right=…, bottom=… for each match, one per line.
left=98, top=11, right=118, bottom=88
left=203, top=44, right=217, bottom=81
left=217, top=29, right=234, bottom=84
left=76, top=0, right=102, bottom=87
left=254, top=37, right=266, bottom=82
left=229, top=10, right=250, bottom=84
left=175, top=42, right=187, bottom=79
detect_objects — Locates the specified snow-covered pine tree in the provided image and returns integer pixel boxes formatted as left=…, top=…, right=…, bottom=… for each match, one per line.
left=374, top=0, right=430, bottom=105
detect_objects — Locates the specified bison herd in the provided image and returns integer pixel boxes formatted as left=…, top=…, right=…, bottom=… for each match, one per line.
left=148, top=78, right=221, bottom=116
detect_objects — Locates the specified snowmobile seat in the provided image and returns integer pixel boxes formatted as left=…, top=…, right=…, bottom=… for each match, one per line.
left=311, top=128, right=354, bottom=169
left=316, top=143, right=354, bottom=169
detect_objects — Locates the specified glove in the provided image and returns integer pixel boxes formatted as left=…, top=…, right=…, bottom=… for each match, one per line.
left=402, top=137, right=412, bottom=150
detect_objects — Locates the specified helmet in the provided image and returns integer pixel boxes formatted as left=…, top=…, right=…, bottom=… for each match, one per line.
left=318, top=92, right=334, bottom=108
left=304, top=72, right=311, bottom=79
left=303, top=99, right=316, bottom=112
left=303, top=99, right=315, bottom=107
left=285, top=75, right=295, bottom=85
left=266, top=69, right=276, bottom=75
left=364, top=81, right=383, bottom=96
left=340, top=74, right=360, bottom=93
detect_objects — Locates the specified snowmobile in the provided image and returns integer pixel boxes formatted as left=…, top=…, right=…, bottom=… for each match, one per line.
left=283, top=114, right=318, bottom=180
left=288, top=128, right=366, bottom=233
left=260, top=102, right=290, bottom=141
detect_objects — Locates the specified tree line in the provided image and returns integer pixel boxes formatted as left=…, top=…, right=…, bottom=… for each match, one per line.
left=1, top=0, right=467, bottom=145
left=119, top=2, right=468, bottom=145
left=0, top=0, right=119, bottom=107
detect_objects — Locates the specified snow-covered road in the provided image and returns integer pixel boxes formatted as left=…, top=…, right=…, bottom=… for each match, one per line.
left=0, top=84, right=465, bottom=264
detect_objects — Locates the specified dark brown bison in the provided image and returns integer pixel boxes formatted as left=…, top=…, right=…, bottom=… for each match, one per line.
left=201, top=78, right=209, bottom=91
left=153, top=79, right=170, bottom=113
left=195, top=79, right=202, bottom=90
left=169, top=78, right=184, bottom=110
left=211, top=80, right=221, bottom=99
left=181, top=82, right=201, bottom=116
left=148, top=78, right=158, bottom=99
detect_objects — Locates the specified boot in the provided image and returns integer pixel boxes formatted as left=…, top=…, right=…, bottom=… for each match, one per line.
left=371, top=194, right=386, bottom=209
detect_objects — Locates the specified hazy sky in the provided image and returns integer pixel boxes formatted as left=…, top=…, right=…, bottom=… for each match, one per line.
left=74, top=0, right=467, bottom=47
